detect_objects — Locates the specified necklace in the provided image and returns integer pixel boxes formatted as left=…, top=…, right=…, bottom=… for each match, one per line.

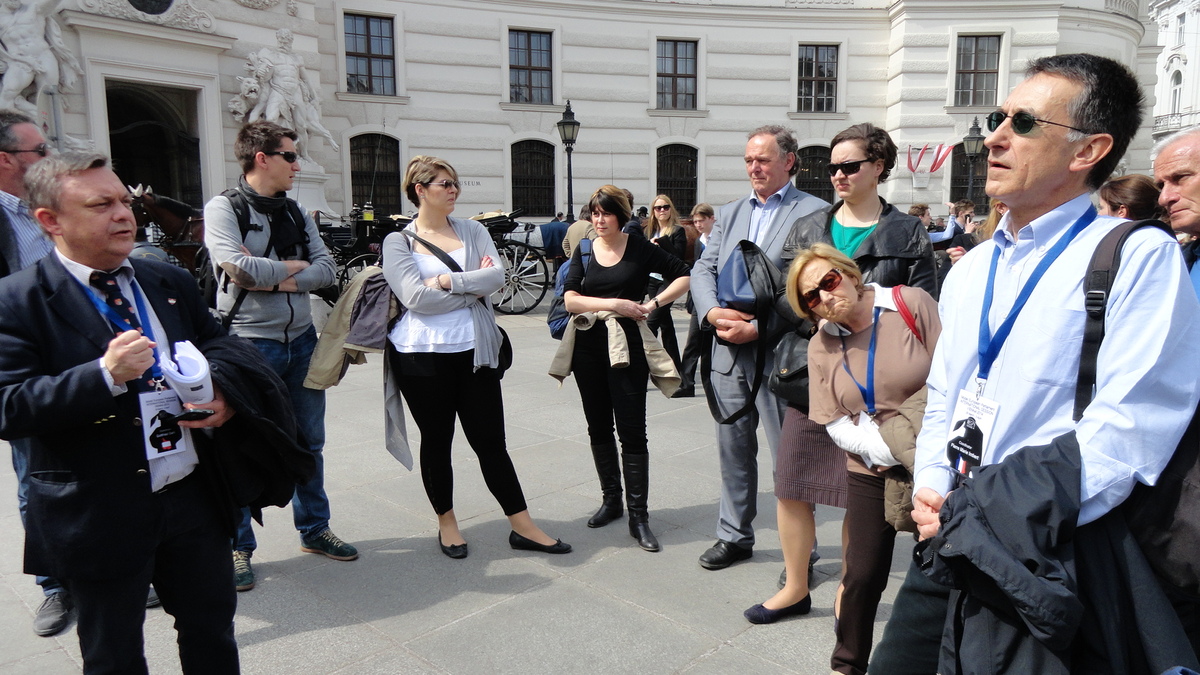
left=840, top=201, right=883, bottom=228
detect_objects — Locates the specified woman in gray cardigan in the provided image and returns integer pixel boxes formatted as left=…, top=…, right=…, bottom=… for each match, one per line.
left=383, top=155, right=570, bottom=559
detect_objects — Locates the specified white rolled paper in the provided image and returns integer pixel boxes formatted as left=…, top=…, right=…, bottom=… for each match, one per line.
left=159, top=340, right=214, bottom=404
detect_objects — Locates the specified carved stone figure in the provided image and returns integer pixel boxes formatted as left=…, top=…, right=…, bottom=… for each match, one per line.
left=235, top=28, right=339, bottom=161
left=0, top=0, right=83, bottom=115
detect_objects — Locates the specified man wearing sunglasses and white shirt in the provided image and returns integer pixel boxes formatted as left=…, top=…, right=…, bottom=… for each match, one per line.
left=204, top=121, right=350, bottom=594
left=871, top=54, right=1200, bottom=673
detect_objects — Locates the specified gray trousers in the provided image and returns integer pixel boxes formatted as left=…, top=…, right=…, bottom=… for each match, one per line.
left=711, top=344, right=786, bottom=547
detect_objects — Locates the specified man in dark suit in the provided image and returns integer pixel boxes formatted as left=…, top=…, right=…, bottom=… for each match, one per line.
left=0, top=152, right=239, bottom=673
left=690, top=125, right=827, bottom=570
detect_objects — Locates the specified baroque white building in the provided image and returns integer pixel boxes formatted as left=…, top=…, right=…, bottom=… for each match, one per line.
left=1150, top=0, right=1200, bottom=140
left=5, top=0, right=1163, bottom=219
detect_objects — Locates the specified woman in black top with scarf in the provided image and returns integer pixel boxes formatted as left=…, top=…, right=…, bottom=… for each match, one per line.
left=563, top=185, right=690, bottom=552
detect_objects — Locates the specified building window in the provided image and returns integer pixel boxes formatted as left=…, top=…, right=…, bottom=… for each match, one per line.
left=509, top=30, right=552, bottom=104
left=1178, top=13, right=1187, bottom=47
left=511, top=140, right=555, bottom=217
left=949, top=143, right=987, bottom=206
left=794, top=146, right=834, bottom=204
left=1172, top=70, right=1184, bottom=114
left=345, top=14, right=395, bottom=96
left=797, top=45, right=838, bottom=113
left=656, top=144, right=698, bottom=214
left=350, top=134, right=402, bottom=217
left=656, top=39, right=697, bottom=110
left=954, top=35, right=1000, bottom=107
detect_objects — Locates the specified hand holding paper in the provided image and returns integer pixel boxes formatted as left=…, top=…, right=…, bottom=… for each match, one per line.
left=158, top=341, right=214, bottom=404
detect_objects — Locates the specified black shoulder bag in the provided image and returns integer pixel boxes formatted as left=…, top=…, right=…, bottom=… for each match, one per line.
left=398, top=230, right=513, bottom=377
left=1075, top=218, right=1200, bottom=596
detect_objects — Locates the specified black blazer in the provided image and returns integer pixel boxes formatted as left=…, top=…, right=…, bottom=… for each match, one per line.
left=0, top=254, right=226, bottom=579
left=0, top=204, right=21, bottom=279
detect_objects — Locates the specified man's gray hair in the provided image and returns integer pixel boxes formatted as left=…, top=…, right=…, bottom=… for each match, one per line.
left=749, top=124, right=800, bottom=176
left=25, top=152, right=109, bottom=211
left=1152, top=125, right=1200, bottom=160
left=0, top=109, right=35, bottom=151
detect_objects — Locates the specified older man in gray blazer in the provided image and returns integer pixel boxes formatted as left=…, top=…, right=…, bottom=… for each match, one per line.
left=691, top=125, right=827, bottom=569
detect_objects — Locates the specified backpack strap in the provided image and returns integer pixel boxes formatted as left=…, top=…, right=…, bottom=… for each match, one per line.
left=891, top=285, right=924, bottom=344
left=1074, top=218, right=1172, bottom=421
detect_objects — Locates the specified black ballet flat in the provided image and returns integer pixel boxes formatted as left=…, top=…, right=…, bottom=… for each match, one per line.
left=743, top=594, right=812, bottom=624
left=438, top=532, right=468, bottom=559
left=509, top=530, right=572, bottom=554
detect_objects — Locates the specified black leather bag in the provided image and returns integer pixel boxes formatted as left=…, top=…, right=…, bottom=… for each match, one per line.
left=768, top=325, right=811, bottom=412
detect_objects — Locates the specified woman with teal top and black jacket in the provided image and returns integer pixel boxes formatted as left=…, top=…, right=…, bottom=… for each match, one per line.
left=782, top=123, right=937, bottom=297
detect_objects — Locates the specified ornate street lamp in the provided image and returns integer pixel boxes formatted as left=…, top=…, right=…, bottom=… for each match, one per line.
left=962, top=117, right=986, bottom=207
left=557, top=100, right=581, bottom=218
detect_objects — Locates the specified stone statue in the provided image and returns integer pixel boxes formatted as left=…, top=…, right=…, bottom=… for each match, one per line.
left=232, top=28, right=339, bottom=162
left=0, top=0, right=83, bottom=115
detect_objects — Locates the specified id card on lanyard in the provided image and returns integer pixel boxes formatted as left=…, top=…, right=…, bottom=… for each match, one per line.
left=946, top=206, right=1097, bottom=475
left=82, top=276, right=194, bottom=461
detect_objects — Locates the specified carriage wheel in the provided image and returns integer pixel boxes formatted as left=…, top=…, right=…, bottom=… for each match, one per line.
left=490, top=241, right=548, bottom=315
left=338, top=253, right=378, bottom=293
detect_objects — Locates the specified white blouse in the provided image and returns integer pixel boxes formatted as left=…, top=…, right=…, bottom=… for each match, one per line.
left=388, top=249, right=475, bottom=353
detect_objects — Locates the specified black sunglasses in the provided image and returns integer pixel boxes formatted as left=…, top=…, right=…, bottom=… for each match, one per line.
left=263, top=150, right=299, bottom=163
left=986, top=110, right=1089, bottom=136
left=1, top=143, right=48, bottom=158
left=802, top=268, right=843, bottom=309
left=826, top=159, right=872, bottom=177
left=422, top=180, right=460, bottom=190
left=653, top=205, right=671, bottom=211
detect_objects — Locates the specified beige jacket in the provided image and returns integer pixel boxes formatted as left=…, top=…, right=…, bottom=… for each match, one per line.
left=549, top=310, right=680, bottom=396
left=878, top=386, right=926, bottom=533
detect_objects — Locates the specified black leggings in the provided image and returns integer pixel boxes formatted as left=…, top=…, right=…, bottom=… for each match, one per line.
left=390, top=348, right=528, bottom=516
left=572, top=324, right=650, bottom=455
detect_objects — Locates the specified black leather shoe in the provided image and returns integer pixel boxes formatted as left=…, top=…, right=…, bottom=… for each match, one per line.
left=743, top=594, right=812, bottom=624
left=777, top=556, right=818, bottom=589
left=698, top=540, right=752, bottom=570
left=509, top=530, right=572, bottom=554
left=438, top=532, right=468, bottom=559
left=588, top=495, right=624, bottom=528
left=670, top=387, right=695, bottom=398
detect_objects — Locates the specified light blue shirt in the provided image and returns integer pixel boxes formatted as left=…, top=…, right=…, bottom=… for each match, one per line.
left=0, top=189, right=54, bottom=270
left=927, top=215, right=963, bottom=244
left=747, top=183, right=790, bottom=247
left=914, top=194, right=1200, bottom=525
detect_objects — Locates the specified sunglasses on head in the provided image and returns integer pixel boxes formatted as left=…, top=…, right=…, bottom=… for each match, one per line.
left=826, top=159, right=871, bottom=177
left=802, top=268, right=843, bottom=309
left=1, top=143, right=48, bottom=158
left=423, top=180, right=460, bottom=190
left=263, top=150, right=299, bottom=163
left=985, top=110, right=1089, bottom=136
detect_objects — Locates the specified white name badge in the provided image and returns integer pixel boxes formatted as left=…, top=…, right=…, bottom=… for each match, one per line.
left=139, top=389, right=194, bottom=460
left=946, top=388, right=1000, bottom=473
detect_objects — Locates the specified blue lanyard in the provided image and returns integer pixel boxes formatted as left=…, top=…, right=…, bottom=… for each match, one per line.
left=80, top=276, right=164, bottom=381
left=977, top=206, right=1096, bottom=382
left=840, top=306, right=881, bottom=415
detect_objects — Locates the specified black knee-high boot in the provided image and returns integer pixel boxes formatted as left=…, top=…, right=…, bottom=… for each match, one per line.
left=622, top=453, right=660, bottom=552
left=588, top=443, right=623, bottom=528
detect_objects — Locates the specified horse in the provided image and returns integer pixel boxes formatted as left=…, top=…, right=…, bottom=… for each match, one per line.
left=128, top=185, right=206, bottom=276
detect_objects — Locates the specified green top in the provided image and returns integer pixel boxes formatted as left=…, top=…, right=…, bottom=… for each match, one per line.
left=831, top=216, right=877, bottom=258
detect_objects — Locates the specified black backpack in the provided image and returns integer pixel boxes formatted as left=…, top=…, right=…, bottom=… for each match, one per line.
left=1075, top=218, right=1200, bottom=596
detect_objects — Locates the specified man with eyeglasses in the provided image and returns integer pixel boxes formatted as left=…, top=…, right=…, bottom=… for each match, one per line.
left=0, top=109, right=72, bottom=637
left=870, top=54, right=1200, bottom=672
left=204, top=121, right=349, bottom=594
left=690, top=124, right=827, bottom=570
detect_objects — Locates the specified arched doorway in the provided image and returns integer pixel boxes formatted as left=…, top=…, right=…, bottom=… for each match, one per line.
left=106, top=82, right=203, bottom=208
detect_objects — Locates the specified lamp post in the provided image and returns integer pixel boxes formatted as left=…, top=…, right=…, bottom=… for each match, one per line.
left=962, top=117, right=986, bottom=207
left=557, top=100, right=581, bottom=218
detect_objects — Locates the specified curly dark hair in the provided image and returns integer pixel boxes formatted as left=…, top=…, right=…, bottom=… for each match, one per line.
left=830, top=123, right=898, bottom=182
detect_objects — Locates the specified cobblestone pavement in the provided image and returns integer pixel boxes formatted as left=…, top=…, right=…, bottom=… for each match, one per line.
left=0, top=306, right=912, bottom=674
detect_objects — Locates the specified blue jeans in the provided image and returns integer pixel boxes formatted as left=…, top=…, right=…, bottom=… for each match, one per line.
left=11, top=437, right=64, bottom=596
left=233, top=327, right=330, bottom=551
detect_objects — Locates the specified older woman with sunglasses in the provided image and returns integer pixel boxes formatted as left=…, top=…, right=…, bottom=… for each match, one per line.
left=788, top=243, right=939, bottom=674
left=384, top=155, right=569, bottom=560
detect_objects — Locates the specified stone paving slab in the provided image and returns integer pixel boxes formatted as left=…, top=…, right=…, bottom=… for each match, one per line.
left=0, top=307, right=911, bottom=674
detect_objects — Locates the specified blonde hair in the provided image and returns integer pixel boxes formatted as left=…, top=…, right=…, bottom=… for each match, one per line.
left=691, top=202, right=714, bottom=219
left=976, top=198, right=1006, bottom=243
left=403, top=155, right=459, bottom=205
left=645, top=194, right=680, bottom=238
left=785, top=243, right=865, bottom=321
